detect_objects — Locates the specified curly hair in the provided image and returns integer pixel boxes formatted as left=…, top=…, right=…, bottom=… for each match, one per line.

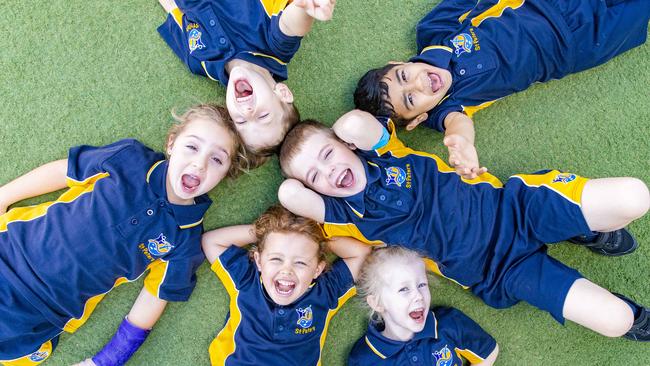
left=166, top=103, right=249, bottom=178
left=353, top=64, right=410, bottom=127
left=252, top=204, right=328, bottom=264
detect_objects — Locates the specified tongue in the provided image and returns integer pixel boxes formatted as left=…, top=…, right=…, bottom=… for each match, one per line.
left=182, top=174, right=200, bottom=188
left=235, top=80, right=253, bottom=97
left=277, top=282, right=294, bottom=293
left=339, top=170, right=353, bottom=188
left=409, top=310, right=423, bottom=320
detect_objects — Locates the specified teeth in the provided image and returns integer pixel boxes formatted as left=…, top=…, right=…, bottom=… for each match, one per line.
left=236, top=95, right=253, bottom=103
left=278, top=280, right=293, bottom=286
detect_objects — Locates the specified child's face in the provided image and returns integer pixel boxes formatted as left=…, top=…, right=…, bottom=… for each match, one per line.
left=226, top=66, right=293, bottom=152
left=372, top=259, right=430, bottom=342
left=383, top=62, right=452, bottom=122
left=254, top=231, right=326, bottom=306
left=287, top=132, right=367, bottom=198
left=166, top=118, right=233, bottom=205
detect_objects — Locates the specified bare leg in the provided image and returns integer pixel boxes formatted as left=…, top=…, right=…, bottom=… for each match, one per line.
left=580, top=178, right=649, bottom=232
left=563, top=278, right=634, bottom=337
left=158, top=0, right=178, bottom=13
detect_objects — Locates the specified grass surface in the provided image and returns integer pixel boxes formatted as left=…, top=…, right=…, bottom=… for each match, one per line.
left=1, top=1, right=649, bottom=365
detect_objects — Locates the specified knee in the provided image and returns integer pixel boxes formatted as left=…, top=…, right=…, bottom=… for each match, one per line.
left=617, top=178, right=650, bottom=220
left=599, top=299, right=635, bottom=338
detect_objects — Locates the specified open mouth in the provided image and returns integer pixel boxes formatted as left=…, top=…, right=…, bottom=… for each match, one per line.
left=336, top=169, right=354, bottom=188
left=274, top=279, right=296, bottom=296
left=234, top=79, right=253, bottom=102
left=181, top=174, right=201, bottom=193
left=409, top=309, right=425, bottom=324
left=427, top=72, right=443, bottom=93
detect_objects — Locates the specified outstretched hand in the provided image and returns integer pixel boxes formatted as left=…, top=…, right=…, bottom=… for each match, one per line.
left=444, top=134, right=487, bottom=179
left=293, top=0, right=336, bottom=21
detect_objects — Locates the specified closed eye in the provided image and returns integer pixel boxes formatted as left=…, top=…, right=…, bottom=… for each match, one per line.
left=186, top=144, right=198, bottom=151
left=401, top=70, right=407, bottom=82
left=417, top=282, right=427, bottom=289
left=212, top=156, right=223, bottom=165
left=398, top=286, right=409, bottom=293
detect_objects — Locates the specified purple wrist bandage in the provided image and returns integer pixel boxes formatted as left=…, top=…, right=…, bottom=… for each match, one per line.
left=92, top=317, right=150, bottom=366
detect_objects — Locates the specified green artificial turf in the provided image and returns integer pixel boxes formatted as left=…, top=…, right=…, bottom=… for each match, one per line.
left=1, top=1, right=649, bottom=365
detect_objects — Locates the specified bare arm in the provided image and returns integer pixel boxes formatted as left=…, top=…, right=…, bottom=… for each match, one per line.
left=0, top=159, right=68, bottom=214
left=471, top=344, right=499, bottom=366
left=328, top=236, right=371, bottom=281
left=279, top=0, right=336, bottom=37
left=128, top=287, right=168, bottom=330
left=443, top=112, right=486, bottom=179
left=278, top=179, right=325, bottom=222
left=332, top=110, right=386, bottom=151
left=202, top=224, right=256, bottom=264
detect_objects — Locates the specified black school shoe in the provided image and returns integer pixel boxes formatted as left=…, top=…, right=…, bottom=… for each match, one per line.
left=569, top=228, right=638, bottom=256
left=614, top=293, right=650, bottom=342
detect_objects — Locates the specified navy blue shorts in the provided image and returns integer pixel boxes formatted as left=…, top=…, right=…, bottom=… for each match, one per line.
left=0, top=275, right=60, bottom=363
left=473, top=170, right=592, bottom=323
left=552, top=0, right=650, bottom=73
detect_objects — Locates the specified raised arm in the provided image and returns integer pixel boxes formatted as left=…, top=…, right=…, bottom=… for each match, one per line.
left=278, top=178, right=325, bottom=222
left=279, top=0, right=336, bottom=37
left=202, top=224, right=256, bottom=264
left=332, top=110, right=387, bottom=151
left=327, top=236, right=371, bottom=281
left=443, top=112, right=487, bottom=179
left=0, top=159, right=68, bottom=214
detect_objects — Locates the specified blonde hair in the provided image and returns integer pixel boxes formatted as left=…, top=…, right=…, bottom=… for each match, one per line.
left=356, top=246, right=426, bottom=323
left=166, top=103, right=249, bottom=178
left=252, top=204, right=328, bottom=264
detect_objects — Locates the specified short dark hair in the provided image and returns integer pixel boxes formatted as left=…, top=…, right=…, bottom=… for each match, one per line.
left=354, top=64, right=408, bottom=126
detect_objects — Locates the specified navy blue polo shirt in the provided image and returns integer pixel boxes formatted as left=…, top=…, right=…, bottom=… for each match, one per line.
left=348, top=307, right=496, bottom=366
left=209, top=246, right=356, bottom=366
left=158, top=0, right=303, bottom=85
left=321, top=118, right=506, bottom=288
left=0, top=139, right=211, bottom=333
left=412, top=0, right=650, bottom=131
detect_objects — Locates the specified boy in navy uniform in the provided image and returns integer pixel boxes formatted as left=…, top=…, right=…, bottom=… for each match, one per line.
left=353, top=0, right=650, bottom=179
left=158, top=0, right=336, bottom=165
left=276, top=110, right=650, bottom=343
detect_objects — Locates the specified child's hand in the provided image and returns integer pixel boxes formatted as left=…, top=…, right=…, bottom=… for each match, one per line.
left=72, top=359, right=97, bottom=366
left=444, top=134, right=487, bottom=180
left=293, top=0, right=336, bottom=21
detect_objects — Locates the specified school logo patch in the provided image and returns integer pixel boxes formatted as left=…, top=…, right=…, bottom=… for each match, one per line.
left=29, top=351, right=49, bottom=362
left=147, top=233, right=174, bottom=256
left=188, top=28, right=205, bottom=53
left=552, top=173, right=576, bottom=184
left=385, top=166, right=407, bottom=187
left=451, top=33, right=473, bottom=57
left=296, top=305, right=314, bottom=328
left=432, top=345, right=454, bottom=366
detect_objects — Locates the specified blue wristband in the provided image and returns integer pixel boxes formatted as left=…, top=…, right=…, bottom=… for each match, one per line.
left=371, top=127, right=390, bottom=150
left=92, top=317, right=150, bottom=366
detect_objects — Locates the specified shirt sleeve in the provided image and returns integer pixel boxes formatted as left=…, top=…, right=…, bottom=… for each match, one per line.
left=67, top=139, right=153, bottom=186
left=437, top=307, right=497, bottom=363
left=211, top=245, right=257, bottom=290
left=425, top=103, right=463, bottom=132
left=267, top=14, right=303, bottom=63
left=317, top=259, right=355, bottom=308
left=322, top=195, right=353, bottom=227
left=415, top=0, right=478, bottom=50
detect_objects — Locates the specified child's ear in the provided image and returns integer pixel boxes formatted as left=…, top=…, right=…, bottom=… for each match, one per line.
left=405, top=113, right=428, bottom=131
left=367, top=295, right=383, bottom=313
left=253, top=251, right=263, bottom=272
left=274, top=83, right=294, bottom=103
left=166, top=137, right=174, bottom=156
left=313, top=260, right=326, bottom=279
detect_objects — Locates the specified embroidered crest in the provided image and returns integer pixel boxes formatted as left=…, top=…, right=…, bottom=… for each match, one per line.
left=432, top=345, right=454, bottom=366
left=147, top=233, right=174, bottom=256
left=552, top=173, right=576, bottom=184
left=188, top=28, right=205, bottom=53
left=385, top=166, right=406, bottom=187
left=296, top=305, right=314, bottom=328
left=451, top=33, right=473, bottom=57
left=29, top=351, right=49, bottom=362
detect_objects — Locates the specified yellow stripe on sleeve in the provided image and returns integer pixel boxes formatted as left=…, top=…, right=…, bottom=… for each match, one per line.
left=171, top=7, right=184, bottom=28
left=509, top=170, right=588, bottom=206
left=209, top=259, right=242, bottom=366
left=144, top=259, right=169, bottom=299
left=322, top=223, right=384, bottom=246
left=462, top=100, right=497, bottom=118
left=471, top=0, right=526, bottom=27
left=455, top=348, right=485, bottom=364
left=259, top=0, right=290, bottom=17
left=317, top=287, right=357, bottom=365
left=423, top=258, right=469, bottom=289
